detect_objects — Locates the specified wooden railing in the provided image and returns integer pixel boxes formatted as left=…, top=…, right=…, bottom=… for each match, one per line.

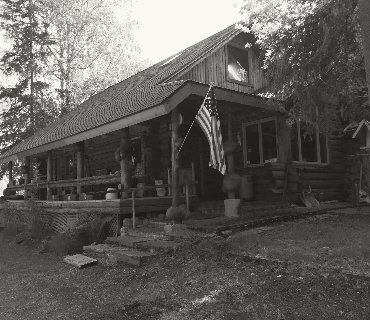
left=7, top=175, right=198, bottom=208
left=7, top=174, right=121, bottom=191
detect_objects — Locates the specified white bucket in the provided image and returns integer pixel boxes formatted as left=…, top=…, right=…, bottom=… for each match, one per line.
left=137, top=183, right=146, bottom=197
left=224, top=199, right=241, bottom=217
left=155, top=180, right=166, bottom=197
left=106, top=188, right=118, bottom=200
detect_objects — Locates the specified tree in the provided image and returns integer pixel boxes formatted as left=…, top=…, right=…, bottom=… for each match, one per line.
left=237, top=0, right=369, bottom=133
left=0, top=0, right=57, bottom=149
left=42, top=0, right=143, bottom=111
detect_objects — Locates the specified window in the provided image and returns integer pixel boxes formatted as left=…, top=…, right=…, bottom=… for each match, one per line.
left=290, top=122, right=329, bottom=163
left=227, top=46, right=249, bottom=84
left=242, top=118, right=278, bottom=166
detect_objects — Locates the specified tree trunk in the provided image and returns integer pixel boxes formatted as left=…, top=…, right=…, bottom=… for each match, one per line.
left=120, top=128, right=132, bottom=199
left=227, top=106, right=235, bottom=199
left=8, top=161, right=13, bottom=187
left=29, top=0, right=35, bottom=130
left=47, top=150, right=53, bottom=199
left=358, top=0, right=370, bottom=107
left=24, top=156, right=31, bottom=200
left=171, top=108, right=180, bottom=207
left=76, top=141, right=84, bottom=194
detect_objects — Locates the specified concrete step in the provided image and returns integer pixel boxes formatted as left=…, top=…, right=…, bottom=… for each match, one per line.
left=112, top=249, right=156, bottom=267
left=105, top=235, right=181, bottom=253
left=83, top=243, right=157, bottom=267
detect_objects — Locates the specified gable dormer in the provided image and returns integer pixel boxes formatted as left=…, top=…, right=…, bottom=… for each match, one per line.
left=175, top=31, right=265, bottom=94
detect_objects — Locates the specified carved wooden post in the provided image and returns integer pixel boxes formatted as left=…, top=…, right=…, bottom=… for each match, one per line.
left=171, top=107, right=180, bottom=207
left=76, top=141, right=84, bottom=194
left=47, top=150, right=53, bottom=199
left=8, top=161, right=13, bottom=187
left=227, top=107, right=235, bottom=198
left=120, top=127, right=132, bottom=199
left=24, top=156, right=30, bottom=200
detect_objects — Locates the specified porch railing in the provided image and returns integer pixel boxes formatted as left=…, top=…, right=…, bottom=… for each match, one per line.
left=6, top=176, right=198, bottom=231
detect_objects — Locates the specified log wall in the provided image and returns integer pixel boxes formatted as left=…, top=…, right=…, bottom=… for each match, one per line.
left=228, top=110, right=347, bottom=203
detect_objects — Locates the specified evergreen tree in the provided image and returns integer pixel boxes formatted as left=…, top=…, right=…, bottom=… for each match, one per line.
left=0, top=0, right=57, bottom=150
left=0, top=0, right=57, bottom=178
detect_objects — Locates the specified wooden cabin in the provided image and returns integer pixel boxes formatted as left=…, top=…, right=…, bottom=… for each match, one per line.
left=0, top=23, right=346, bottom=233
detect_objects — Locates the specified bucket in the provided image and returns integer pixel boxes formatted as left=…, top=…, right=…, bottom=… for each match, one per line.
left=155, top=180, right=166, bottom=197
left=224, top=199, right=241, bottom=217
left=239, top=175, right=253, bottom=201
left=106, top=188, right=118, bottom=200
left=137, top=183, right=146, bottom=197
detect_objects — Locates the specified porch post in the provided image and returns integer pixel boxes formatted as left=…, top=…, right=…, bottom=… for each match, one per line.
left=8, top=161, right=13, bottom=187
left=227, top=107, right=235, bottom=198
left=24, top=156, right=31, bottom=200
left=171, top=107, right=180, bottom=206
left=76, top=141, right=84, bottom=194
left=47, top=150, right=53, bottom=199
left=120, top=127, right=132, bottom=199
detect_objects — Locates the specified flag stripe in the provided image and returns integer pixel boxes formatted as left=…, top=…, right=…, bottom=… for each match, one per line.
left=195, top=85, right=226, bottom=175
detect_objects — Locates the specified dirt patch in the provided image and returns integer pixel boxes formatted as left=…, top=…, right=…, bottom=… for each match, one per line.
left=1, top=211, right=370, bottom=319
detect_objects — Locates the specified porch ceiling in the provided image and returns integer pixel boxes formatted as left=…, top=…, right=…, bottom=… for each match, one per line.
left=0, top=81, right=281, bottom=163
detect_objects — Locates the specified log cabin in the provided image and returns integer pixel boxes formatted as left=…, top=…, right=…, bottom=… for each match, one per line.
left=0, top=22, right=347, bottom=234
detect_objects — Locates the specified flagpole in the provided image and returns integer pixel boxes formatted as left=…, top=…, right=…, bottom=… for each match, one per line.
left=177, top=83, right=214, bottom=158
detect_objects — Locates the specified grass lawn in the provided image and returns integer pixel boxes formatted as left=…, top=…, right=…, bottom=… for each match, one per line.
left=1, top=209, right=370, bottom=319
left=225, top=211, right=370, bottom=276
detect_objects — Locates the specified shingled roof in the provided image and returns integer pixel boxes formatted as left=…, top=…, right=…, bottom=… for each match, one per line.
left=0, top=22, right=244, bottom=163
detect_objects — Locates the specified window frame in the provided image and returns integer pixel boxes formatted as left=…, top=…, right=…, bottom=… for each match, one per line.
left=291, top=121, right=330, bottom=164
left=226, top=44, right=253, bottom=87
left=242, top=117, right=278, bottom=167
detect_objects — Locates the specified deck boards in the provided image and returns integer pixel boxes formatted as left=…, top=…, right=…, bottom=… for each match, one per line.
left=3, top=195, right=199, bottom=215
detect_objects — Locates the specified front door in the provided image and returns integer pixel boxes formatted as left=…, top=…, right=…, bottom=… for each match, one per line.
left=179, top=124, right=225, bottom=200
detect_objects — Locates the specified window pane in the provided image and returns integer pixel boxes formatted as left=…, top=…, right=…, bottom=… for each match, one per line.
left=261, top=120, right=277, bottom=163
left=290, top=124, right=300, bottom=161
left=228, top=46, right=249, bottom=83
left=244, top=124, right=260, bottom=165
left=301, top=131, right=317, bottom=162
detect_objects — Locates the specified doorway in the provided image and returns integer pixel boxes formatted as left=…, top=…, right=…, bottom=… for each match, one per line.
left=179, top=124, right=225, bottom=200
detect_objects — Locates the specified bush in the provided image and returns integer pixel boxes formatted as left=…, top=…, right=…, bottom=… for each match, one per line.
left=45, top=216, right=112, bottom=255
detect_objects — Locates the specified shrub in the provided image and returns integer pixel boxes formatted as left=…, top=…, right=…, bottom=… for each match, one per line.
left=45, top=216, right=112, bottom=255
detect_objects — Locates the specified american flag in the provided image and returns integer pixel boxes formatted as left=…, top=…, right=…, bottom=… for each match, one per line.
left=195, top=85, right=226, bottom=175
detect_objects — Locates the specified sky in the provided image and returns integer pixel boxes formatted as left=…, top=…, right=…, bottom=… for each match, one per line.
left=131, top=0, right=242, bottom=63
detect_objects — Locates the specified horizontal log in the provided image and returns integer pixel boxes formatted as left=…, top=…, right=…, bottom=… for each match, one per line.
left=253, top=192, right=301, bottom=203
left=267, top=171, right=345, bottom=181
left=43, top=208, right=119, bottom=214
left=272, top=179, right=344, bottom=189
left=264, top=162, right=345, bottom=173
left=7, top=178, right=198, bottom=192
left=331, top=151, right=345, bottom=159
left=329, top=139, right=343, bottom=146
left=330, top=158, right=345, bottom=165
left=3, top=195, right=199, bottom=210
left=254, top=177, right=271, bottom=186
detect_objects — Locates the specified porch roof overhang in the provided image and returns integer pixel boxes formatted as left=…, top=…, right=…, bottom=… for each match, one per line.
left=0, top=80, right=281, bottom=164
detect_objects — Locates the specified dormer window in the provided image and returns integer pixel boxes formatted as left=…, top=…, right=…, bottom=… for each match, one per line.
left=227, top=46, right=250, bottom=84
